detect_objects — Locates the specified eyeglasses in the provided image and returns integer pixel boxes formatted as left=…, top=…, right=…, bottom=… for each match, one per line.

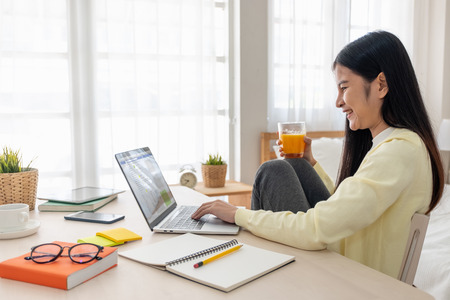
left=24, top=243, right=104, bottom=264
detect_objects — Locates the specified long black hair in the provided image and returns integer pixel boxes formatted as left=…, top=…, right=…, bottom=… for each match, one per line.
left=333, top=31, right=443, bottom=214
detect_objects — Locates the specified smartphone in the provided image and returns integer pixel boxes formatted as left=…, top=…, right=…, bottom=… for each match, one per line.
left=64, top=211, right=125, bottom=224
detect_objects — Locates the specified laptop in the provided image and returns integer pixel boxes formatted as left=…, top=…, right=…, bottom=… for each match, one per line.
left=115, top=147, right=239, bottom=235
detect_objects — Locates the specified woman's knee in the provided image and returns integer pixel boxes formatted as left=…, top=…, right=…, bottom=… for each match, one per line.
left=284, top=157, right=314, bottom=171
left=256, top=159, right=292, bottom=178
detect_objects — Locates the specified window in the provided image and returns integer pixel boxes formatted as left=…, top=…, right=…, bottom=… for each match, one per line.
left=0, top=0, right=72, bottom=189
left=269, top=0, right=414, bottom=132
left=93, top=0, right=230, bottom=188
left=0, top=0, right=229, bottom=191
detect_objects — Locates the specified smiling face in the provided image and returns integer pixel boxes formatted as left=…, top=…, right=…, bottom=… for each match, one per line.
left=334, top=64, right=389, bottom=138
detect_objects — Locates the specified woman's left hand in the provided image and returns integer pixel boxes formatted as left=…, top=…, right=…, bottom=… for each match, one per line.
left=302, top=136, right=317, bottom=166
left=278, top=135, right=317, bottom=166
left=191, top=200, right=238, bottom=224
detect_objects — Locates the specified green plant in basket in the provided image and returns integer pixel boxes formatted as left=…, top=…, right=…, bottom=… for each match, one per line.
left=202, top=153, right=227, bottom=188
left=204, top=153, right=226, bottom=165
left=0, top=147, right=38, bottom=210
left=0, top=147, right=34, bottom=173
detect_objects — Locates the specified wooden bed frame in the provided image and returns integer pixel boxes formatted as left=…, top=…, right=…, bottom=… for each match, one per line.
left=260, top=131, right=345, bottom=164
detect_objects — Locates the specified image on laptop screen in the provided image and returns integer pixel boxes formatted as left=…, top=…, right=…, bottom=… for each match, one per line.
left=115, top=147, right=176, bottom=225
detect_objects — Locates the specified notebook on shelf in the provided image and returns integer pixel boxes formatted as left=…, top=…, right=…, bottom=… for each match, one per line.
left=38, top=187, right=124, bottom=204
left=38, top=195, right=118, bottom=212
left=115, top=147, right=239, bottom=235
left=119, top=233, right=295, bottom=292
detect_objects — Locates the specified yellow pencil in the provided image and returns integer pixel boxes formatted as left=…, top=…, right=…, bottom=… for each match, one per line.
left=193, top=244, right=243, bottom=268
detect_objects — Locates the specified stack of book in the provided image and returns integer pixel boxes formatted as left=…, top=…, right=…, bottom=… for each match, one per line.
left=0, top=241, right=118, bottom=290
left=37, top=187, right=124, bottom=212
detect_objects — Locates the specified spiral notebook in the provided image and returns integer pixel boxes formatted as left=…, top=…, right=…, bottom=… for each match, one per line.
left=119, top=233, right=295, bottom=292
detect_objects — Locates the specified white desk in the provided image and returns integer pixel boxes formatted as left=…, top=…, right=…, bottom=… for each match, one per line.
left=0, top=187, right=433, bottom=300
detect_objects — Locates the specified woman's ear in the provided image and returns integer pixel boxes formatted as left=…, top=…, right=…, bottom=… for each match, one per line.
left=377, top=72, right=389, bottom=98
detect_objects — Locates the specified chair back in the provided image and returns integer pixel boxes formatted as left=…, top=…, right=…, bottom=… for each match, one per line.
left=397, top=213, right=429, bottom=285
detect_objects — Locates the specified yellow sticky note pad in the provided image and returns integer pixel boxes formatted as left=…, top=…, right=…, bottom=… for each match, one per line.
left=77, top=235, right=124, bottom=247
left=96, top=227, right=142, bottom=243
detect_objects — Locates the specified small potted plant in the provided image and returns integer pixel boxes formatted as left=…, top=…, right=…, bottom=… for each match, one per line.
left=0, top=147, right=38, bottom=210
left=201, top=153, right=227, bottom=188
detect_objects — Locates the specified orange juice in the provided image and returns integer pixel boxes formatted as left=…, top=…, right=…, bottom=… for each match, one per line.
left=281, top=133, right=305, bottom=157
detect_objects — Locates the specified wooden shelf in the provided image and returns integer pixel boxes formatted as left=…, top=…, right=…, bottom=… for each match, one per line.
left=172, top=180, right=252, bottom=208
left=192, top=180, right=252, bottom=209
left=194, top=180, right=252, bottom=197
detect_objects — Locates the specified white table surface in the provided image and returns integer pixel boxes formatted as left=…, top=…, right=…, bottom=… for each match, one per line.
left=0, top=186, right=433, bottom=300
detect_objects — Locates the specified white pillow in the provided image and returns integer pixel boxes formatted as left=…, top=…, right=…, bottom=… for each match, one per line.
left=312, top=138, right=343, bottom=182
left=431, top=184, right=450, bottom=216
left=273, top=137, right=343, bottom=182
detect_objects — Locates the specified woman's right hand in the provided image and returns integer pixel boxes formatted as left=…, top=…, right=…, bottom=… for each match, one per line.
left=191, top=200, right=238, bottom=224
left=277, top=135, right=317, bottom=166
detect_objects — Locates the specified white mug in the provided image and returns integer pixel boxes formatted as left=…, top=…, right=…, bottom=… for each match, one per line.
left=0, top=203, right=29, bottom=231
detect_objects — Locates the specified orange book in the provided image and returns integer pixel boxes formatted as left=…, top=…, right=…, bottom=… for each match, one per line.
left=0, top=241, right=118, bottom=290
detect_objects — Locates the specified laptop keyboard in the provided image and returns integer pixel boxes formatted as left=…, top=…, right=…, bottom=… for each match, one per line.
left=160, top=206, right=205, bottom=230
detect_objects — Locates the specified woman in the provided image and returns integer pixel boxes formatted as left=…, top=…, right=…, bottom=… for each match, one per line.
left=192, top=31, right=444, bottom=278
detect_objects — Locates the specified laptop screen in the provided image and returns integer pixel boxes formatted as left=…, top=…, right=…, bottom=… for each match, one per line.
left=115, top=147, right=177, bottom=228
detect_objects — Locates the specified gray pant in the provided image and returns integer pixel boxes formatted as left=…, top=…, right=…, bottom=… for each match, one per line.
left=251, top=159, right=331, bottom=213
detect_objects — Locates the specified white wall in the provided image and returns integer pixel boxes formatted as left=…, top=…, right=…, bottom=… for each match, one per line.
left=413, top=0, right=450, bottom=178
left=238, top=0, right=269, bottom=185
left=415, top=0, right=450, bottom=128
left=442, top=1, right=450, bottom=120
left=237, top=0, right=450, bottom=185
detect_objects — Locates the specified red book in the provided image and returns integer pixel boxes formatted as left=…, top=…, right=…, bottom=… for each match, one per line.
left=0, top=241, right=118, bottom=290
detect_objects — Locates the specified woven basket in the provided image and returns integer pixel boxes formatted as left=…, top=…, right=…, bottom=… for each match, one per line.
left=0, top=168, right=38, bottom=211
left=201, top=164, right=227, bottom=188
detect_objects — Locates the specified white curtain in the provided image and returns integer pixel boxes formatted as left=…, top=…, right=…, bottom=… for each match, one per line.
left=0, top=0, right=72, bottom=190
left=0, top=0, right=229, bottom=192
left=91, top=0, right=229, bottom=189
left=268, top=0, right=414, bottom=132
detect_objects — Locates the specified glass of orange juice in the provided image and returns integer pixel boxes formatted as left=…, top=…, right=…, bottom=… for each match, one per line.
left=278, top=122, right=306, bottom=158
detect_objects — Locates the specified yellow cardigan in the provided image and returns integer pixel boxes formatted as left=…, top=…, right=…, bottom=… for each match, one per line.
left=235, top=128, right=431, bottom=278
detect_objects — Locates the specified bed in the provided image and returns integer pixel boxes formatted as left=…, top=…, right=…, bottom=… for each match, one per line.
left=260, top=131, right=450, bottom=300
left=414, top=184, right=450, bottom=300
